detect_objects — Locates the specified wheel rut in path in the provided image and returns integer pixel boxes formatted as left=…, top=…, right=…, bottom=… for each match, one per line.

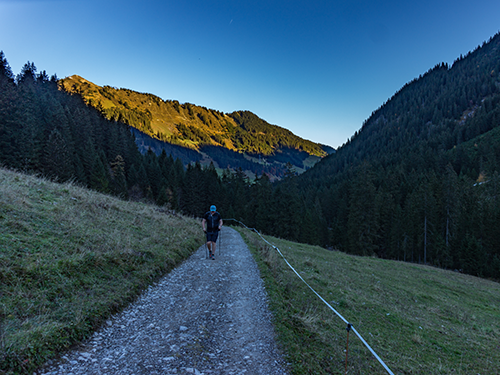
left=37, top=226, right=289, bottom=375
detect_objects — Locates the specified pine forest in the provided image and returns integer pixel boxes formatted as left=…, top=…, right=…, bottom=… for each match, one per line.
left=1, top=31, right=500, bottom=280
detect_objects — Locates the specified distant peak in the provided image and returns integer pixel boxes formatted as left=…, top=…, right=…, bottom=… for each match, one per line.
left=66, top=75, right=92, bottom=84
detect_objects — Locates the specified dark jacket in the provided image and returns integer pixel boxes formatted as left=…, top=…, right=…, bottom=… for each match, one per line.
left=203, top=211, right=222, bottom=233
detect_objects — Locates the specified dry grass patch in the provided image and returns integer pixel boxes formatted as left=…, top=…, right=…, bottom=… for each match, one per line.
left=0, top=168, right=203, bottom=374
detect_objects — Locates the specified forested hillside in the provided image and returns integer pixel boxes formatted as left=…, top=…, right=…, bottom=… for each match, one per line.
left=0, top=53, right=212, bottom=211
left=277, top=32, right=500, bottom=279
left=59, top=75, right=333, bottom=177
left=2, top=31, right=500, bottom=280
left=0, top=53, right=310, bottom=224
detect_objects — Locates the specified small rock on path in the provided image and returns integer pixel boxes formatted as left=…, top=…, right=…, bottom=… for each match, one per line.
left=37, top=227, right=289, bottom=375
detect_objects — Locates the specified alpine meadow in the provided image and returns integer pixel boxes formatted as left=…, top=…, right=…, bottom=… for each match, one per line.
left=1, top=30, right=500, bottom=374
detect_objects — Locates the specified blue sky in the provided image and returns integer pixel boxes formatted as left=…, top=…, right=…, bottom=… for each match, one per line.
left=1, top=0, right=499, bottom=148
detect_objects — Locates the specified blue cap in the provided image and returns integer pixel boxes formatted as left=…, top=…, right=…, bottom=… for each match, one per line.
left=210, top=205, right=216, bottom=211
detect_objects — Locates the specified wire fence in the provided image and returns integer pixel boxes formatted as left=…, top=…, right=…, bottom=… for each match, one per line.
left=224, top=218, right=395, bottom=375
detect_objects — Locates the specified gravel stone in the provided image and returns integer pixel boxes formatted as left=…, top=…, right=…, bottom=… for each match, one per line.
left=36, top=227, right=288, bottom=375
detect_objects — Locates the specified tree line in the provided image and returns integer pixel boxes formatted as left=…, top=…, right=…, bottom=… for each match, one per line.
left=0, top=53, right=304, bottom=228
left=2, top=29, right=500, bottom=282
left=275, top=33, right=500, bottom=279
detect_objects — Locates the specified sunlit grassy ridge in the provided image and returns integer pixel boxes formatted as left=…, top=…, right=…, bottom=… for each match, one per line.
left=0, top=167, right=202, bottom=374
left=237, top=227, right=500, bottom=374
left=59, top=75, right=329, bottom=157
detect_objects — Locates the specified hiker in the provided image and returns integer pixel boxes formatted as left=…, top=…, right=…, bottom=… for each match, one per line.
left=202, top=205, right=223, bottom=260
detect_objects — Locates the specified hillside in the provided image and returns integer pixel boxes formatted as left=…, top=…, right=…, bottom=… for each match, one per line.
left=1, top=167, right=498, bottom=375
left=0, top=52, right=301, bottom=215
left=0, top=167, right=202, bottom=374
left=240, top=227, right=500, bottom=374
left=59, top=75, right=334, bottom=176
left=2, top=30, right=500, bottom=280
left=273, top=32, right=500, bottom=278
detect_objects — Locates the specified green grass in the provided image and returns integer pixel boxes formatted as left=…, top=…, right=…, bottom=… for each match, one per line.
left=2, top=166, right=499, bottom=374
left=237, top=227, right=500, bottom=375
left=0, top=168, right=203, bottom=374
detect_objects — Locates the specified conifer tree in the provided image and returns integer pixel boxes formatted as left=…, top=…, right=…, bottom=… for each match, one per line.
left=249, top=173, right=273, bottom=231
left=182, top=162, right=206, bottom=215
left=90, top=150, right=111, bottom=193
left=110, top=155, right=128, bottom=198
left=0, top=52, right=19, bottom=167
left=16, top=61, right=37, bottom=85
left=346, top=163, right=379, bottom=256
left=15, top=62, right=41, bottom=170
left=144, top=149, right=163, bottom=200
left=44, top=128, right=74, bottom=181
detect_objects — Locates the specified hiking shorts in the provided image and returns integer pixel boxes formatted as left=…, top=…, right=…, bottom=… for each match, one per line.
left=206, top=231, right=219, bottom=243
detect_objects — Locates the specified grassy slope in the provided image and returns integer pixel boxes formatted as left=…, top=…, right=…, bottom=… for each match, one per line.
left=2, top=165, right=499, bottom=374
left=0, top=168, right=202, bottom=374
left=237, top=227, right=500, bottom=375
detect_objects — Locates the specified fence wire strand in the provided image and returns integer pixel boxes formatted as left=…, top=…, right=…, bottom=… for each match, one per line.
left=225, top=218, right=395, bottom=375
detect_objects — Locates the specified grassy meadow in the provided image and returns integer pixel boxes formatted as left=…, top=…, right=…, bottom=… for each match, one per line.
left=0, top=168, right=202, bottom=374
left=237, top=228, right=500, bottom=375
left=1, top=165, right=499, bottom=375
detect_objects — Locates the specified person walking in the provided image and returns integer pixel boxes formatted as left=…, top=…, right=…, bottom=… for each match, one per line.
left=202, top=205, right=223, bottom=260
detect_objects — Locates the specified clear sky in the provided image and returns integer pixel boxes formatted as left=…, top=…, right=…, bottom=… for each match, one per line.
left=1, top=0, right=499, bottom=148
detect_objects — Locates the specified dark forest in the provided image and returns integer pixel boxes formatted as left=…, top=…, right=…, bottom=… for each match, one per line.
left=1, top=32, right=500, bottom=280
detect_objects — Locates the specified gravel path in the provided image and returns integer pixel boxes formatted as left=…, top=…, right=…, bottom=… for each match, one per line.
left=37, top=227, right=289, bottom=375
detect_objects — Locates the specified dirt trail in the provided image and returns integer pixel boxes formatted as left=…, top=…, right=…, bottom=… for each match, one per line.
left=37, top=227, right=288, bottom=375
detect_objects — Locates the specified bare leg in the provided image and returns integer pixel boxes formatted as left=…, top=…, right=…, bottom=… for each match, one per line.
left=206, top=242, right=212, bottom=256
left=211, top=241, right=216, bottom=256
left=206, top=241, right=216, bottom=258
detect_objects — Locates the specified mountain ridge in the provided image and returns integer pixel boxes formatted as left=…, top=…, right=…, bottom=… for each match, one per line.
left=59, top=75, right=334, bottom=177
left=273, top=32, right=500, bottom=278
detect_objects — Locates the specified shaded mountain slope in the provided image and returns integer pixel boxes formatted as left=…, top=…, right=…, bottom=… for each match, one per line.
left=272, top=32, right=500, bottom=279
left=305, top=32, right=500, bottom=184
